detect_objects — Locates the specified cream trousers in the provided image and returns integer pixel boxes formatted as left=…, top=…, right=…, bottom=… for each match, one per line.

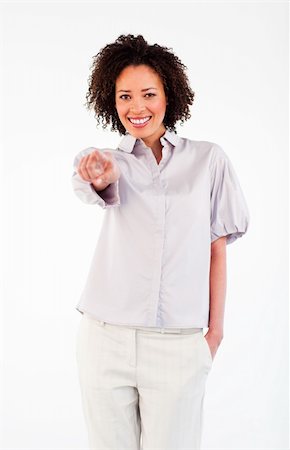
left=76, top=312, right=213, bottom=450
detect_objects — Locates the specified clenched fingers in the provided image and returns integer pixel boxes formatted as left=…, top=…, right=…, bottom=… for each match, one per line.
left=77, top=150, right=109, bottom=182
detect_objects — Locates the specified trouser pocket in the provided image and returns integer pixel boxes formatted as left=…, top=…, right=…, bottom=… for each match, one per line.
left=201, top=333, right=213, bottom=367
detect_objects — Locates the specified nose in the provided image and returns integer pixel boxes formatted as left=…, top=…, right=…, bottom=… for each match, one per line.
left=129, top=98, right=147, bottom=115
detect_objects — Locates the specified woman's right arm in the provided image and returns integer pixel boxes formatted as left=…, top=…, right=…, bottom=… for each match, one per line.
left=71, top=147, right=121, bottom=209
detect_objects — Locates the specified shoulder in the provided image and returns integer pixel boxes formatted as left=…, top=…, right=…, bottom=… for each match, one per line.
left=177, top=136, right=227, bottom=162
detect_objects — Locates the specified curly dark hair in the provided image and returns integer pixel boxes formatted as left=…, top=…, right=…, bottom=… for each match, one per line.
left=84, top=34, right=195, bottom=135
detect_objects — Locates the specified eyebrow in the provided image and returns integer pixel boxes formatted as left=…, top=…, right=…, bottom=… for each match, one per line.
left=117, top=87, right=158, bottom=93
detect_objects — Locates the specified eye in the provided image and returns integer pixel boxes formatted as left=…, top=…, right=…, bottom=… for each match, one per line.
left=119, top=93, right=156, bottom=100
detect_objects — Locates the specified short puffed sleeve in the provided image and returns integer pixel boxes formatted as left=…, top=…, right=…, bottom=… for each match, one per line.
left=210, top=144, right=250, bottom=245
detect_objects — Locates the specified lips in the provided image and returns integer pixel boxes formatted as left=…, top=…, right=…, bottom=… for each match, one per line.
left=128, top=116, right=151, bottom=122
left=128, top=116, right=152, bottom=128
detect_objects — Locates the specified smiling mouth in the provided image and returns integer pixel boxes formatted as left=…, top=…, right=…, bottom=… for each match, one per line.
left=128, top=116, right=152, bottom=124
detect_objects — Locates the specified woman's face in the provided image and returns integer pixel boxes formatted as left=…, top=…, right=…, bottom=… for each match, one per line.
left=115, top=64, right=167, bottom=144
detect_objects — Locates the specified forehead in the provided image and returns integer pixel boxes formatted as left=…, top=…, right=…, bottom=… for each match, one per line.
left=115, top=64, right=162, bottom=87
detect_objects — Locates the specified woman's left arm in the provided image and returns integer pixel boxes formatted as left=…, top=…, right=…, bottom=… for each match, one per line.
left=205, top=236, right=227, bottom=359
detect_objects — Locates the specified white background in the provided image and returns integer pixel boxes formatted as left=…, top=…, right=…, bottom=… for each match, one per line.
left=1, top=1, right=288, bottom=449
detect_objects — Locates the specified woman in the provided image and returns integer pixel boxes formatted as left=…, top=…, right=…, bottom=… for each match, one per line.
left=72, top=34, right=250, bottom=450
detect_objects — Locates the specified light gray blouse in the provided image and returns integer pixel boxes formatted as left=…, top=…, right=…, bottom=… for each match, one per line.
left=71, top=129, right=250, bottom=328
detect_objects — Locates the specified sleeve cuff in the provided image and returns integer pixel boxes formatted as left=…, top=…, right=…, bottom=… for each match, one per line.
left=211, top=223, right=249, bottom=245
left=71, top=172, right=120, bottom=209
left=90, top=179, right=121, bottom=208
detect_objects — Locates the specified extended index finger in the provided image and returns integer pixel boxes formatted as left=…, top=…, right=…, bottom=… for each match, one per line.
left=94, top=149, right=109, bottom=162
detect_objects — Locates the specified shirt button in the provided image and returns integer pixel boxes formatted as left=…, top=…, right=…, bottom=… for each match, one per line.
left=161, top=328, right=165, bottom=334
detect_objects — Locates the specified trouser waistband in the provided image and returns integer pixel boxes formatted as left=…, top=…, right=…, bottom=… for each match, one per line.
left=83, top=313, right=202, bottom=334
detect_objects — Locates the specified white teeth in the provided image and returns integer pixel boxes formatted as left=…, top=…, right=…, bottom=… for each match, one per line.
left=129, top=116, right=151, bottom=124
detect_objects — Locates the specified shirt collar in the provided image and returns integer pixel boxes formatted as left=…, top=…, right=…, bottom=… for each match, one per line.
left=117, top=128, right=180, bottom=153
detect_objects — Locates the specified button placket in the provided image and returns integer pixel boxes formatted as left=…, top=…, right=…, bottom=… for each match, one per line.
left=140, top=140, right=170, bottom=327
